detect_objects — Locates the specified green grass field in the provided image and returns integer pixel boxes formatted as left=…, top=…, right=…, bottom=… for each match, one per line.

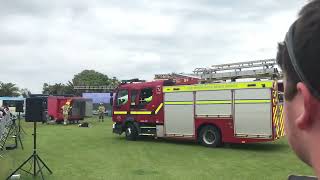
left=0, top=117, right=313, bottom=180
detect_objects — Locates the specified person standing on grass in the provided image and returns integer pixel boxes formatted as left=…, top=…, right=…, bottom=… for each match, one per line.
left=61, top=101, right=71, bottom=125
left=98, top=103, right=105, bottom=122
left=276, top=0, right=320, bottom=179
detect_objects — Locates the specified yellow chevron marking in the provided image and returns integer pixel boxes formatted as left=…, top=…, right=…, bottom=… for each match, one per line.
left=155, top=103, right=163, bottom=114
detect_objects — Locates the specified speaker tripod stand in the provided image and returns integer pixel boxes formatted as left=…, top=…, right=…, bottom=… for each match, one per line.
left=17, top=112, right=27, bottom=135
left=6, top=122, right=52, bottom=180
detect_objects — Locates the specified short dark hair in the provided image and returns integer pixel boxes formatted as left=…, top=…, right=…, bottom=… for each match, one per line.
left=277, top=0, right=320, bottom=101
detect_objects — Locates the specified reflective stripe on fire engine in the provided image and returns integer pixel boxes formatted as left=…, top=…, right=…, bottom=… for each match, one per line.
left=273, top=104, right=285, bottom=138
left=114, top=104, right=164, bottom=115
left=234, top=99, right=271, bottom=104
left=155, top=103, right=163, bottom=114
left=163, top=81, right=273, bottom=93
left=196, top=100, right=231, bottom=104
left=165, top=99, right=271, bottom=105
left=165, top=101, right=193, bottom=105
left=197, top=100, right=270, bottom=104
left=130, top=111, right=152, bottom=115
left=279, top=105, right=285, bottom=137
left=196, top=100, right=271, bottom=104
left=114, top=111, right=128, bottom=115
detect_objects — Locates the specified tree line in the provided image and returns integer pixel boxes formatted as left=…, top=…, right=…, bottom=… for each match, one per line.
left=42, top=70, right=120, bottom=95
left=0, top=70, right=120, bottom=97
left=0, top=82, right=31, bottom=97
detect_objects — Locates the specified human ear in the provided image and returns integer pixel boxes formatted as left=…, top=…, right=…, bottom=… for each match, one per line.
left=295, top=82, right=316, bottom=129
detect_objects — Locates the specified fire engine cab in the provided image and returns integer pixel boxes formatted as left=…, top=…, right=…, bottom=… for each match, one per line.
left=112, top=59, right=284, bottom=147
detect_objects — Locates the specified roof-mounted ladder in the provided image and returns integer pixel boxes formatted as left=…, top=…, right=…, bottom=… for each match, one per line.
left=193, top=59, right=282, bottom=82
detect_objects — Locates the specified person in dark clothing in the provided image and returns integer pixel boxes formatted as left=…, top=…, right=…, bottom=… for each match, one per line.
left=276, top=0, right=320, bottom=179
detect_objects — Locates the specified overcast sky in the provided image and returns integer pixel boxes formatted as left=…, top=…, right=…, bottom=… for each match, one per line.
left=0, top=0, right=306, bottom=93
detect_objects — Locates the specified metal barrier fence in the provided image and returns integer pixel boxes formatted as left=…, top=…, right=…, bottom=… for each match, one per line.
left=1, top=114, right=11, bottom=139
left=0, top=111, right=13, bottom=153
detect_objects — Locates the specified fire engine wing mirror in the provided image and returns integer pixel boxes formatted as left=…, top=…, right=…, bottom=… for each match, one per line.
left=110, top=97, right=113, bottom=106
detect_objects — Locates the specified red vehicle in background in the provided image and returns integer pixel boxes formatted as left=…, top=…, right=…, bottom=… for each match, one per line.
left=47, top=96, right=88, bottom=123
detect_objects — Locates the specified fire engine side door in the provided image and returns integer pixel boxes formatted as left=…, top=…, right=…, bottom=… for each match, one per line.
left=132, top=87, right=156, bottom=122
left=130, top=89, right=139, bottom=107
left=113, top=89, right=130, bottom=122
left=129, top=89, right=139, bottom=114
left=138, top=87, right=153, bottom=107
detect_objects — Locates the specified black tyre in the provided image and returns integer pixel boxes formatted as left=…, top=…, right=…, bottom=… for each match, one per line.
left=198, top=125, right=222, bottom=147
left=125, top=123, right=138, bottom=141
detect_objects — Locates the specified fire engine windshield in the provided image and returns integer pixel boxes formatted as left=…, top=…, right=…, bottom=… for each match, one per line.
left=116, top=89, right=128, bottom=106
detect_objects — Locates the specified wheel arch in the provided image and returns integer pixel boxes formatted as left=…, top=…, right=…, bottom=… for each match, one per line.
left=122, top=117, right=140, bottom=133
left=196, top=123, right=222, bottom=142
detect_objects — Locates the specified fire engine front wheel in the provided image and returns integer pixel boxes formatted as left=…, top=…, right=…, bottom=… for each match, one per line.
left=125, top=123, right=138, bottom=141
left=199, top=125, right=221, bottom=147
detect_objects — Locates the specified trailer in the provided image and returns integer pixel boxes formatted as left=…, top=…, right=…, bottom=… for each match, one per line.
left=111, top=60, right=285, bottom=147
left=82, top=93, right=112, bottom=116
left=47, top=96, right=92, bottom=123
left=71, top=97, right=93, bottom=117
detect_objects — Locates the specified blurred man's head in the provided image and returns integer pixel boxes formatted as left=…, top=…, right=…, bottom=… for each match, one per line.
left=276, top=0, right=320, bottom=171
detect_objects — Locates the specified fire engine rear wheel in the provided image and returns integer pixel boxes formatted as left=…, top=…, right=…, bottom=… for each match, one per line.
left=125, top=123, right=138, bottom=141
left=199, top=125, right=221, bottom=147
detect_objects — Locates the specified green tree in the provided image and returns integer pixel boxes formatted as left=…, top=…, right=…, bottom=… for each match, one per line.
left=42, top=83, right=74, bottom=95
left=110, top=77, right=120, bottom=87
left=42, top=70, right=119, bottom=95
left=20, top=88, right=32, bottom=98
left=51, top=83, right=66, bottom=95
left=64, top=81, right=75, bottom=94
left=72, top=70, right=120, bottom=94
left=0, top=82, right=20, bottom=97
left=42, top=83, right=50, bottom=95
left=72, top=70, right=113, bottom=86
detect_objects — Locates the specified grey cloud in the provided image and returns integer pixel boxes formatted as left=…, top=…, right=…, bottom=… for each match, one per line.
left=0, top=0, right=303, bottom=93
left=0, top=33, right=26, bottom=45
left=149, top=0, right=302, bottom=22
left=0, top=0, right=90, bottom=17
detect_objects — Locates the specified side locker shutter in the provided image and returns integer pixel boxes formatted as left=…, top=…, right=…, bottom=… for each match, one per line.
left=164, top=92, right=195, bottom=136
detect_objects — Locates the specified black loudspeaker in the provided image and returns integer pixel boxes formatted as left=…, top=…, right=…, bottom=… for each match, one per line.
left=15, top=101, right=24, bottom=113
left=25, top=97, right=46, bottom=122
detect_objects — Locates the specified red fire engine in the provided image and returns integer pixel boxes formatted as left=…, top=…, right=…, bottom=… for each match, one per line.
left=112, top=59, right=284, bottom=147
